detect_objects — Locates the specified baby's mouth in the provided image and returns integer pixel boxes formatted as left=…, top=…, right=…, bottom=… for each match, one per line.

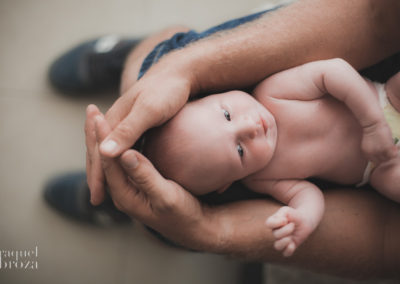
left=260, top=116, right=268, bottom=135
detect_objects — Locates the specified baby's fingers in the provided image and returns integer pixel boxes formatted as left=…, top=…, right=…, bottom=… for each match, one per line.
left=266, top=214, right=288, bottom=229
left=274, top=237, right=292, bottom=251
left=274, top=236, right=297, bottom=257
left=273, top=222, right=295, bottom=239
left=370, top=145, right=397, bottom=165
left=385, top=144, right=398, bottom=159
left=283, top=241, right=297, bottom=257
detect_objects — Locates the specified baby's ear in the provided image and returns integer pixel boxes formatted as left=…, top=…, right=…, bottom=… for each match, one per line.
left=216, top=183, right=232, bottom=194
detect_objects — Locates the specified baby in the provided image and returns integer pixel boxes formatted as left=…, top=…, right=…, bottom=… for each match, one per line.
left=143, top=58, right=400, bottom=257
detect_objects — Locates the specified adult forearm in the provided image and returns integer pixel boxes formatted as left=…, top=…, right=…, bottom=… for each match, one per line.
left=178, top=0, right=400, bottom=94
left=97, top=129, right=400, bottom=278
left=204, top=188, right=400, bottom=279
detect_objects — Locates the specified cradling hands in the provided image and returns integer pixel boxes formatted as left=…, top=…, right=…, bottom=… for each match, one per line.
left=85, top=57, right=195, bottom=205
left=92, top=112, right=211, bottom=249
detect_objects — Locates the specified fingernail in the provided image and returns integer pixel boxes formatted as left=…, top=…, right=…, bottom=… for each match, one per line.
left=86, top=104, right=93, bottom=113
left=122, top=152, right=139, bottom=169
left=101, top=140, right=117, bottom=154
left=87, top=104, right=99, bottom=115
left=94, top=115, right=102, bottom=124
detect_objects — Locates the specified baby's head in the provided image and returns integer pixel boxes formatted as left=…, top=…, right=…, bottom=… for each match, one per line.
left=144, top=90, right=278, bottom=195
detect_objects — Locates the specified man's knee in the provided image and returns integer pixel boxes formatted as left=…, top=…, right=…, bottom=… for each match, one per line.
left=120, top=25, right=191, bottom=93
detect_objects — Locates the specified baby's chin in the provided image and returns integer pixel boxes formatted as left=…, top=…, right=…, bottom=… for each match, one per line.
left=185, top=185, right=220, bottom=196
left=183, top=179, right=231, bottom=196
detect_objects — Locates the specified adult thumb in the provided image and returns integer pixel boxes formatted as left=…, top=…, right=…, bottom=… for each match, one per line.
left=100, top=102, right=159, bottom=158
left=119, top=150, right=168, bottom=200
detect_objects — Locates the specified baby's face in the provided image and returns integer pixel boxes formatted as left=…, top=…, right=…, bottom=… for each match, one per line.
left=158, top=90, right=277, bottom=195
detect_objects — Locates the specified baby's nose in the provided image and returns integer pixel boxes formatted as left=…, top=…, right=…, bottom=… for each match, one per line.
left=237, top=116, right=261, bottom=139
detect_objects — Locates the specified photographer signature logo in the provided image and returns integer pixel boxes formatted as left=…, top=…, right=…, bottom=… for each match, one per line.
left=0, top=246, right=38, bottom=270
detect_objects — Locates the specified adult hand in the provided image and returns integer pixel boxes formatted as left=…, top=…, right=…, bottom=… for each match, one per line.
left=102, top=57, right=195, bottom=156
left=86, top=56, right=196, bottom=204
left=93, top=113, right=216, bottom=249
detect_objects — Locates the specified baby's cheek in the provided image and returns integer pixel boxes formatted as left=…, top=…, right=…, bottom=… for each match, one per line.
left=249, top=149, right=271, bottom=171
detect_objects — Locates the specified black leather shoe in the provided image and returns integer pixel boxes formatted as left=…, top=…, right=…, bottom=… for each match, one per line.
left=44, top=171, right=131, bottom=225
left=48, top=35, right=141, bottom=94
left=44, top=172, right=193, bottom=249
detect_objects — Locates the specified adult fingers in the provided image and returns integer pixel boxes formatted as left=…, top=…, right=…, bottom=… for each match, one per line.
left=89, top=143, right=106, bottom=205
left=119, top=150, right=179, bottom=215
left=100, top=86, right=140, bottom=157
left=85, top=105, right=105, bottom=205
left=100, top=97, right=164, bottom=157
left=94, top=115, right=133, bottom=209
left=94, top=113, right=113, bottom=162
left=85, top=105, right=98, bottom=158
left=104, top=91, right=136, bottom=128
left=95, top=115, right=150, bottom=219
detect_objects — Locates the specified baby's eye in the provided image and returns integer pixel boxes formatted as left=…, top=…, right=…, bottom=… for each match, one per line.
left=224, top=110, right=231, bottom=121
left=237, top=144, right=244, bottom=157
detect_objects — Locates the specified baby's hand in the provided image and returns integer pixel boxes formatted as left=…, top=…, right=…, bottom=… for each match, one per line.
left=362, top=121, right=397, bottom=165
left=266, top=206, right=315, bottom=257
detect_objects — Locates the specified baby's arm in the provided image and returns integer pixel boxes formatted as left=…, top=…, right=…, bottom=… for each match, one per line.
left=254, top=58, right=397, bottom=164
left=245, top=179, right=324, bottom=257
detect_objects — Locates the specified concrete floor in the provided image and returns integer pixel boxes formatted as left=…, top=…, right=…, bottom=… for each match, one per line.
left=0, top=0, right=398, bottom=283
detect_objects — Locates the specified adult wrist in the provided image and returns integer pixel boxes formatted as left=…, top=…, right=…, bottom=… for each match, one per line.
left=169, top=204, right=228, bottom=253
left=195, top=205, right=230, bottom=253
left=159, top=48, right=203, bottom=97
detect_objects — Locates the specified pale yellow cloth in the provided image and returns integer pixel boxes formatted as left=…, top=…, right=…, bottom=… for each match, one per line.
left=357, top=82, right=400, bottom=187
